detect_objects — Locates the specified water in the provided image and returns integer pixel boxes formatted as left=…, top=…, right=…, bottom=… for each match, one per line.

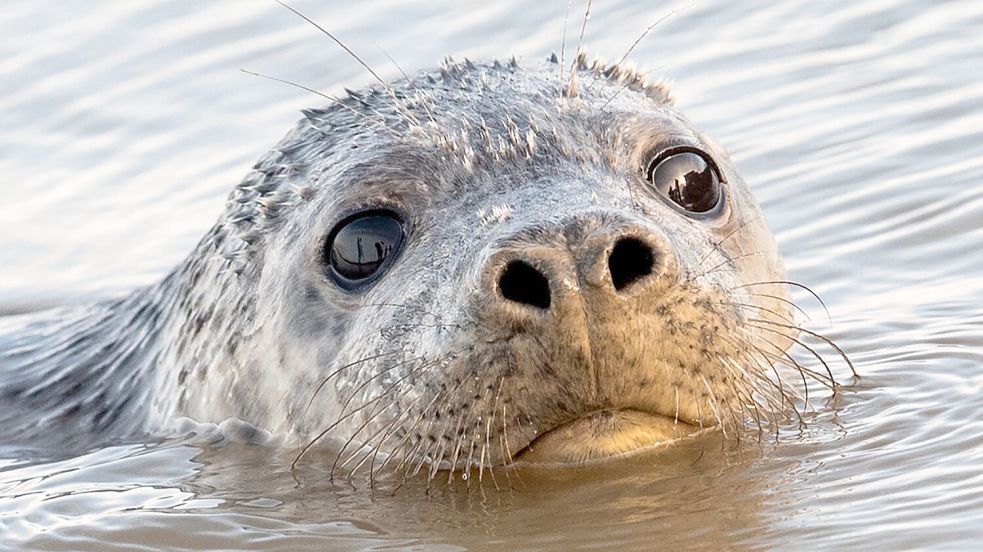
left=2, top=0, right=982, bottom=549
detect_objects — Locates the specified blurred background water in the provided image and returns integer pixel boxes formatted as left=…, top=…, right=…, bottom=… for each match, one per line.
left=2, top=0, right=982, bottom=549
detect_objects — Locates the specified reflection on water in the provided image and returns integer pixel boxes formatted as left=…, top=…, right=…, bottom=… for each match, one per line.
left=2, top=0, right=983, bottom=550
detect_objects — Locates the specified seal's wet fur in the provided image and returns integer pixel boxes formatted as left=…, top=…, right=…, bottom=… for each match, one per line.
left=1, top=53, right=849, bottom=481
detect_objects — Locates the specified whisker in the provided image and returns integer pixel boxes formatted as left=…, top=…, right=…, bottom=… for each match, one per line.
left=585, top=6, right=686, bottom=98
left=331, top=400, right=399, bottom=480
left=304, top=350, right=401, bottom=415
left=559, top=0, right=573, bottom=83
left=741, top=291, right=814, bottom=323
left=462, top=417, right=482, bottom=490
left=380, top=368, right=472, bottom=481
left=446, top=401, right=471, bottom=483
left=750, top=324, right=837, bottom=393
left=710, top=300, right=797, bottom=325
left=292, top=355, right=434, bottom=471
left=329, top=354, right=428, bottom=429
left=483, top=414, right=500, bottom=491
left=750, top=317, right=856, bottom=378
left=690, top=251, right=767, bottom=281
left=331, top=374, right=448, bottom=480
left=674, top=385, right=680, bottom=426
left=720, top=333, right=806, bottom=421
left=720, top=356, right=779, bottom=434
left=370, top=390, right=445, bottom=486
left=275, top=0, right=423, bottom=128
left=748, top=330, right=830, bottom=400
left=501, top=403, right=526, bottom=490
left=427, top=434, right=449, bottom=484
left=700, top=374, right=735, bottom=440
left=597, top=67, right=662, bottom=111
left=565, top=0, right=593, bottom=98
left=345, top=392, right=429, bottom=482
left=696, top=214, right=764, bottom=268
left=735, top=281, right=832, bottom=324
left=381, top=49, right=440, bottom=127
left=240, top=69, right=396, bottom=136
left=614, top=7, right=685, bottom=68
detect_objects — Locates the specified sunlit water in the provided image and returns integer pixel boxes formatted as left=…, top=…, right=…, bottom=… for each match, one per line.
left=2, top=0, right=982, bottom=550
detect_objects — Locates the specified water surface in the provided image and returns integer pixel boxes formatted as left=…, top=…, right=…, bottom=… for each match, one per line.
left=2, top=0, right=982, bottom=549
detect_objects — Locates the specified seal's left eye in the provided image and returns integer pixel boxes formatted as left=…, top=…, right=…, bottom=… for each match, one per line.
left=325, top=210, right=406, bottom=291
left=645, top=149, right=722, bottom=214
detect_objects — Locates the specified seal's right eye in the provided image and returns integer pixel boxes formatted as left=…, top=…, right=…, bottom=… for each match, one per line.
left=325, top=210, right=406, bottom=291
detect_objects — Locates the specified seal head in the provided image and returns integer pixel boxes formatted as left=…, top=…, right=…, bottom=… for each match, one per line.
left=0, top=56, right=799, bottom=473
left=157, top=55, right=795, bottom=470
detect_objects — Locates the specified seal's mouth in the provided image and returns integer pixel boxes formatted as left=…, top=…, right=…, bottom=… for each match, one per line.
left=514, top=409, right=701, bottom=465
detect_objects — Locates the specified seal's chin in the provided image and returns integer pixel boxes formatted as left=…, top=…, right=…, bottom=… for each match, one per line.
left=515, top=409, right=700, bottom=465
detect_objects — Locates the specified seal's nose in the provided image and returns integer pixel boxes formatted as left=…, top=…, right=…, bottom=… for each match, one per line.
left=492, top=224, right=667, bottom=312
left=498, top=260, right=552, bottom=309
left=606, top=237, right=656, bottom=292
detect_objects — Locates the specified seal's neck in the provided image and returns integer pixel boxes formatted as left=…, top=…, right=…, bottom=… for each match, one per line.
left=0, top=279, right=176, bottom=451
left=0, top=218, right=268, bottom=450
left=149, top=229, right=264, bottom=428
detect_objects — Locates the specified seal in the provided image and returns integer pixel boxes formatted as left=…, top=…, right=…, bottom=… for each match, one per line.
left=0, top=51, right=846, bottom=477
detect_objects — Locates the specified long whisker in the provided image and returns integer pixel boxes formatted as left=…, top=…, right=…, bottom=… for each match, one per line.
left=749, top=318, right=856, bottom=378
left=384, top=367, right=473, bottom=488
left=501, top=403, right=526, bottom=490
left=735, top=281, right=832, bottom=324
left=690, top=251, right=767, bottom=281
left=444, top=408, right=469, bottom=483
left=721, top=332, right=807, bottom=422
left=331, top=400, right=399, bottom=480
left=741, top=291, right=814, bottom=323
left=717, top=359, right=766, bottom=438
left=751, top=330, right=835, bottom=389
left=240, top=69, right=396, bottom=135
left=615, top=7, right=685, bottom=68
left=757, top=336, right=832, bottom=422
left=292, top=355, right=432, bottom=471
left=329, top=355, right=427, bottom=427
left=584, top=6, right=685, bottom=99
left=275, top=0, right=423, bottom=128
left=343, top=389, right=431, bottom=480
left=695, top=214, right=764, bottom=268
left=597, top=66, right=662, bottom=111
left=721, top=355, right=781, bottom=433
left=565, top=0, right=593, bottom=97
left=373, top=400, right=437, bottom=484
left=700, top=374, right=732, bottom=439
left=710, top=300, right=797, bottom=325
left=380, top=49, right=447, bottom=142
left=330, top=355, right=449, bottom=482
left=304, top=350, right=402, bottom=415
left=559, top=0, right=573, bottom=82
left=369, top=390, right=445, bottom=487
left=276, top=1, right=385, bottom=91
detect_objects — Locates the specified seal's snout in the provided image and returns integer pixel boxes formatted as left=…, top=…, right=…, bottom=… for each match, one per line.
left=488, top=218, right=674, bottom=317
left=494, top=235, right=658, bottom=311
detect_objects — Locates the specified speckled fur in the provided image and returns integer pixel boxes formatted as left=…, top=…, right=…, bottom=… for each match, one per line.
left=0, top=54, right=805, bottom=472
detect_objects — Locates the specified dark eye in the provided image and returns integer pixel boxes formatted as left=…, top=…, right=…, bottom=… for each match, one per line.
left=325, top=210, right=406, bottom=290
left=645, top=149, right=722, bottom=213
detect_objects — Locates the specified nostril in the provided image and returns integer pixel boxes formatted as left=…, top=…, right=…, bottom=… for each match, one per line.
left=498, top=260, right=551, bottom=309
left=608, top=237, right=655, bottom=291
